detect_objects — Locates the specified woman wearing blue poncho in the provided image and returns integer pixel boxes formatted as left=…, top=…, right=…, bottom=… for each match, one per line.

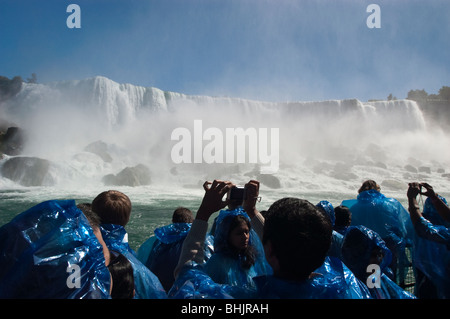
left=203, top=207, right=272, bottom=289
left=407, top=182, right=450, bottom=298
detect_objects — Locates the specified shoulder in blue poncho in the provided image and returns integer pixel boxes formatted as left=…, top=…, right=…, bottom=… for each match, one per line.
left=252, top=256, right=371, bottom=299
left=341, top=225, right=415, bottom=299
left=145, top=222, right=192, bottom=292
left=101, top=223, right=167, bottom=299
left=413, top=195, right=450, bottom=298
left=0, top=200, right=110, bottom=298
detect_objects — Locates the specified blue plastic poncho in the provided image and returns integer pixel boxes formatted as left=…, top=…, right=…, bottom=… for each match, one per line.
left=341, top=225, right=415, bottom=299
left=423, top=195, right=450, bottom=228
left=100, top=224, right=167, bottom=299
left=341, top=190, right=413, bottom=282
left=168, top=262, right=249, bottom=299
left=412, top=195, right=450, bottom=298
left=0, top=200, right=110, bottom=298
left=202, top=208, right=272, bottom=290
left=144, top=223, right=192, bottom=292
left=316, top=201, right=344, bottom=259
left=252, top=256, right=371, bottom=299
left=317, top=200, right=335, bottom=226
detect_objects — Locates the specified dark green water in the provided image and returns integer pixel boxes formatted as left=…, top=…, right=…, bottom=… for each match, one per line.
left=0, top=186, right=205, bottom=251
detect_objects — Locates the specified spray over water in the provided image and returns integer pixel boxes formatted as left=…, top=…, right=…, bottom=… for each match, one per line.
left=1, top=76, right=449, bottom=205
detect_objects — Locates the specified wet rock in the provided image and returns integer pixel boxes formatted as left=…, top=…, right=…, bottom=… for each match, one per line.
left=256, top=173, right=281, bottom=189
left=1, top=156, right=54, bottom=186
left=0, top=127, right=25, bottom=156
left=404, top=165, right=417, bottom=173
left=84, top=140, right=113, bottom=163
left=381, top=179, right=406, bottom=190
left=102, top=164, right=151, bottom=186
left=418, top=166, right=431, bottom=174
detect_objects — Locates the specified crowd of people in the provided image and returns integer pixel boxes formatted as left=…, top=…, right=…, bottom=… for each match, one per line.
left=0, top=178, right=448, bottom=299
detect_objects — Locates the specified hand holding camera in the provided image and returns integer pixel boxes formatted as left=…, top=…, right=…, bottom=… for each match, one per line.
left=407, top=182, right=436, bottom=200
left=197, top=180, right=233, bottom=221
left=197, top=179, right=261, bottom=221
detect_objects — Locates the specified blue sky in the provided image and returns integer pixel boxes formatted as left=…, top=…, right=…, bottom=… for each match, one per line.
left=0, top=0, right=449, bottom=102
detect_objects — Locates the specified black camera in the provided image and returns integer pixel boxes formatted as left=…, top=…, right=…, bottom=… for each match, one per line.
left=228, top=186, right=246, bottom=201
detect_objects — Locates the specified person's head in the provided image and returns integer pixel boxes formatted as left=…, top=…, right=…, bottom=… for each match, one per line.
left=334, top=205, right=352, bottom=229
left=228, top=215, right=251, bottom=252
left=214, top=210, right=256, bottom=269
left=91, top=190, right=132, bottom=226
left=358, top=180, right=380, bottom=194
left=172, top=207, right=194, bottom=224
left=77, top=203, right=111, bottom=266
left=316, top=200, right=335, bottom=226
left=341, top=225, right=392, bottom=281
left=107, top=251, right=135, bottom=299
left=263, top=197, right=332, bottom=282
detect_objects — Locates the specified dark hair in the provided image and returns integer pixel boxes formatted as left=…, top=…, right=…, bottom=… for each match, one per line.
left=107, top=251, right=135, bottom=299
left=263, top=197, right=332, bottom=281
left=77, top=203, right=101, bottom=229
left=92, top=190, right=132, bottom=226
left=172, top=207, right=194, bottom=224
left=227, top=215, right=256, bottom=269
left=334, top=205, right=351, bottom=228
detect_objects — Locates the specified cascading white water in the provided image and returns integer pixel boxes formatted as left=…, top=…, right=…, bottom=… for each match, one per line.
left=1, top=76, right=449, bottom=199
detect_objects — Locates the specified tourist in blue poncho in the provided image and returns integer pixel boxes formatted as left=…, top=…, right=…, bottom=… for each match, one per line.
left=407, top=182, right=450, bottom=298
left=138, top=207, right=214, bottom=292
left=202, top=207, right=272, bottom=289
left=0, top=200, right=111, bottom=298
left=92, top=190, right=167, bottom=299
left=171, top=180, right=371, bottom=299
left=341, top=180, right=414, bottom=285
left=341, top=225, right=415, bottom=299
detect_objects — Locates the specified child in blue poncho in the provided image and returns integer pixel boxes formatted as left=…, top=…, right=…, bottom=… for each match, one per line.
left=92, top=190, right=167, bottom=299
left=139, top=207, right=213, bottom=292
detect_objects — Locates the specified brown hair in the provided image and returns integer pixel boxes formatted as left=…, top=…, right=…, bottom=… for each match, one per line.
left=92, top=190, right=132, bottom=226
left=172, top=207, right=194, bottom=223
left=358, top=180, right=380, bottom=194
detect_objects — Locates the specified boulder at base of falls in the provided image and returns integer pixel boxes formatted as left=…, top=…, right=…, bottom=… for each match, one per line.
left=84, top=140, right=113, bottom=163
left=256, top=173, right=281, bottom=189
left=0, top=127, right=25, bottom=156
left=102, top=164, right=151, bottom=187
left=1, top=156, right=54, bottom=186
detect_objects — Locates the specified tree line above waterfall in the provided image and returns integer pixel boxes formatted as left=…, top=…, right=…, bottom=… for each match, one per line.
left=404, top=86, right=450, bottom=130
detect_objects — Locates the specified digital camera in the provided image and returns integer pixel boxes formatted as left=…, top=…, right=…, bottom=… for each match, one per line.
left=228, top=186, right=246, bottom=201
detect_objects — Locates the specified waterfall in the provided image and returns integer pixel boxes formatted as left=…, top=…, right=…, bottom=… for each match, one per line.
left=1, top=76, right=447, bottom=195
